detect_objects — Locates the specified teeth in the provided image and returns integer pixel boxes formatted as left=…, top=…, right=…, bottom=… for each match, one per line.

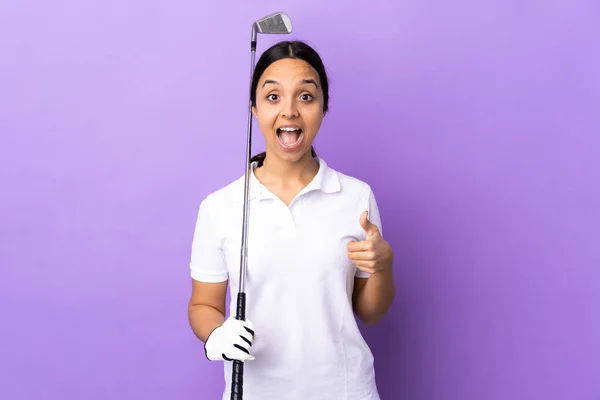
left=279, top=127, right=301, bottom=132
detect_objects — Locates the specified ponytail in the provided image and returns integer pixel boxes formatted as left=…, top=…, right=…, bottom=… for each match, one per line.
left=250, top=146, right=317, bottom=168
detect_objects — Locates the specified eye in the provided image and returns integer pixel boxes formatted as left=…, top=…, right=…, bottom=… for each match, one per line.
left=300, top=93, right=313, bottom=101
left=266, top=94, right=279, bottom=101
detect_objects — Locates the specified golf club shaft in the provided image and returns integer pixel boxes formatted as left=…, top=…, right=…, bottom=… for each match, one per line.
left=230, top=14, right=292, bottom=398
left=231, top=40, right=257, bottom=400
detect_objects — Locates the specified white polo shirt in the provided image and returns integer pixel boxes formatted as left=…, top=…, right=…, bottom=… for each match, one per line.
left=190, top=157, right=382, bottom=400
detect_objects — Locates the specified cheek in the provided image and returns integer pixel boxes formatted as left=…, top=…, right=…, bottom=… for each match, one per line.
left=255, top=108, right=278, bottom=131
left=305, top=114, right=324, bottom=134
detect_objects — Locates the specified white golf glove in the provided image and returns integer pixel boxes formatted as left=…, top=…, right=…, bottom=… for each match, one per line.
left=204, top=317, right=255, bottom=362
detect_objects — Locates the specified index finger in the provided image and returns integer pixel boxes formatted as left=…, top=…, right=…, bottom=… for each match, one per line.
left=347, top=240, right=372, bottom=252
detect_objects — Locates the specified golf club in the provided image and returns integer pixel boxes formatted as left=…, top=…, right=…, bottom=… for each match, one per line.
left=232, top=11, right=293, bottom=400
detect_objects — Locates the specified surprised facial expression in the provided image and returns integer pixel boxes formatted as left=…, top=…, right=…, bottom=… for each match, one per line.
left=252, top=58, right=325, bottom=163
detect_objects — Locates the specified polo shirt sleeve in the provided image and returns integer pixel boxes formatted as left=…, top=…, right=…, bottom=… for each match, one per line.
left=189, top=197, right=229, bottom=283
left=355, top=187, right=383, bottom=279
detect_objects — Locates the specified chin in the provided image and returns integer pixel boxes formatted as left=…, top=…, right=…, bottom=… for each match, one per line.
left=279, top=152, right=305, bottom=162
left=272, top=147, right=311, bottom=163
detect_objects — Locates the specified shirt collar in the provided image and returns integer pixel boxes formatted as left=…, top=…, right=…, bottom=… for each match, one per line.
left=248, top=157, right=340, bottom=201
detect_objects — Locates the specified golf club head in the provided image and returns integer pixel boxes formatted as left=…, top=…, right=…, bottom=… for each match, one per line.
left=252, top=12, right=292, bottom=44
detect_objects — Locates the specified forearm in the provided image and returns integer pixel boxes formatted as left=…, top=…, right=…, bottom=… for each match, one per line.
left=188, top=305, right=225, bottom=342
left=353, top=263, right=395, bottom=325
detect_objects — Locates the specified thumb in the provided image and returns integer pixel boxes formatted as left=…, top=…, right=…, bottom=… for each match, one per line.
left=360, top=211, right=379, bottom=237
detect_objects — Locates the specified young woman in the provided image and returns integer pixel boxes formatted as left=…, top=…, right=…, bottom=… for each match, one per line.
left=188, top=40, right=395, bottom=400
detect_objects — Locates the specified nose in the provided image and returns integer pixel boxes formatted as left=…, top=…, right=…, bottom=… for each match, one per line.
left=280, top=97, right=298, bottom=118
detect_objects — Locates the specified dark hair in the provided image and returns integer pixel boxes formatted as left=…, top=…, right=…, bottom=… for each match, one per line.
left=249, top=40, right=329, bottom=167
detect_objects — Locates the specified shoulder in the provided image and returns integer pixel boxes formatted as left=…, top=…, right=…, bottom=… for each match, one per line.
left=198, top=174, right=245, bottom=213
left=321, top=159, right=380, bottom=218
left=337, top=171, right=373, bottom=194
left=323, top=160, right=374, bottom=198
left=323, top=161, right=383, bottom=230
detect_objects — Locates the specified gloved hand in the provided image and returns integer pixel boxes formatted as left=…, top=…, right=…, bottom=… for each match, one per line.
left=204, top=317, right=255, bottom=362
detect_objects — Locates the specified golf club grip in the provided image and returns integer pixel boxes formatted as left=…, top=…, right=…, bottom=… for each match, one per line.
left=231, top=360, right=244, bottom=399
left=235, top=292, right=246, bottom=321
left=231, top=292, right=246, bottom=399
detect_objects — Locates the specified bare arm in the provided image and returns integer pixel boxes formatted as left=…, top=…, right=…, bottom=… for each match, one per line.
left=188, top=279, right=228, bottom=342
left=352, top=263, right=395, bottom=326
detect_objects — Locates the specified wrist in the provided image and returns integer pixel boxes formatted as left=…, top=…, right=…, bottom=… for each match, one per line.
left=373, top=259, right=393, bottom=276
left=203, top=317, right=256, bottom=362
left=204, top=325, right=223, bottom=360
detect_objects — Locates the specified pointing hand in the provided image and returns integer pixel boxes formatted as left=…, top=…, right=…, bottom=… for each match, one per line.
left=347, top=211, right=393, bottom=275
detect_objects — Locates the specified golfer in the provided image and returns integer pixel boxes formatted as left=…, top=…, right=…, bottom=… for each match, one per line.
left=188, top=40, right=395, bottom=400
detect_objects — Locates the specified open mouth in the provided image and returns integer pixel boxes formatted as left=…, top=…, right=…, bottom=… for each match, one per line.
left=276, top=126, right=304, bottom=148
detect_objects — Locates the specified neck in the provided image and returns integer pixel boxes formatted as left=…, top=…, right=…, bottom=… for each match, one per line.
left=259, top=151, right=319, bottom=185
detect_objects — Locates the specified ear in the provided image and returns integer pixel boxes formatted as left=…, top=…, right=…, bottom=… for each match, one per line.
left=252, top=106, right=257, bottom=118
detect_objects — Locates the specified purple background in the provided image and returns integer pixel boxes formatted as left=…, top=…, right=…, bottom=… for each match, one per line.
left=1, top=1, right=599, bottom=399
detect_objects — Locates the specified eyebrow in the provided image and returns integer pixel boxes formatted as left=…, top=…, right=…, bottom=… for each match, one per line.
left=261, top=79, right=319, bottom=89
left=301, top=79, right=318, bottom=89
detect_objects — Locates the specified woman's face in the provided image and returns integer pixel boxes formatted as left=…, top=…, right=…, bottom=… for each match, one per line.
left=252, top=58, right=325, bottom=164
